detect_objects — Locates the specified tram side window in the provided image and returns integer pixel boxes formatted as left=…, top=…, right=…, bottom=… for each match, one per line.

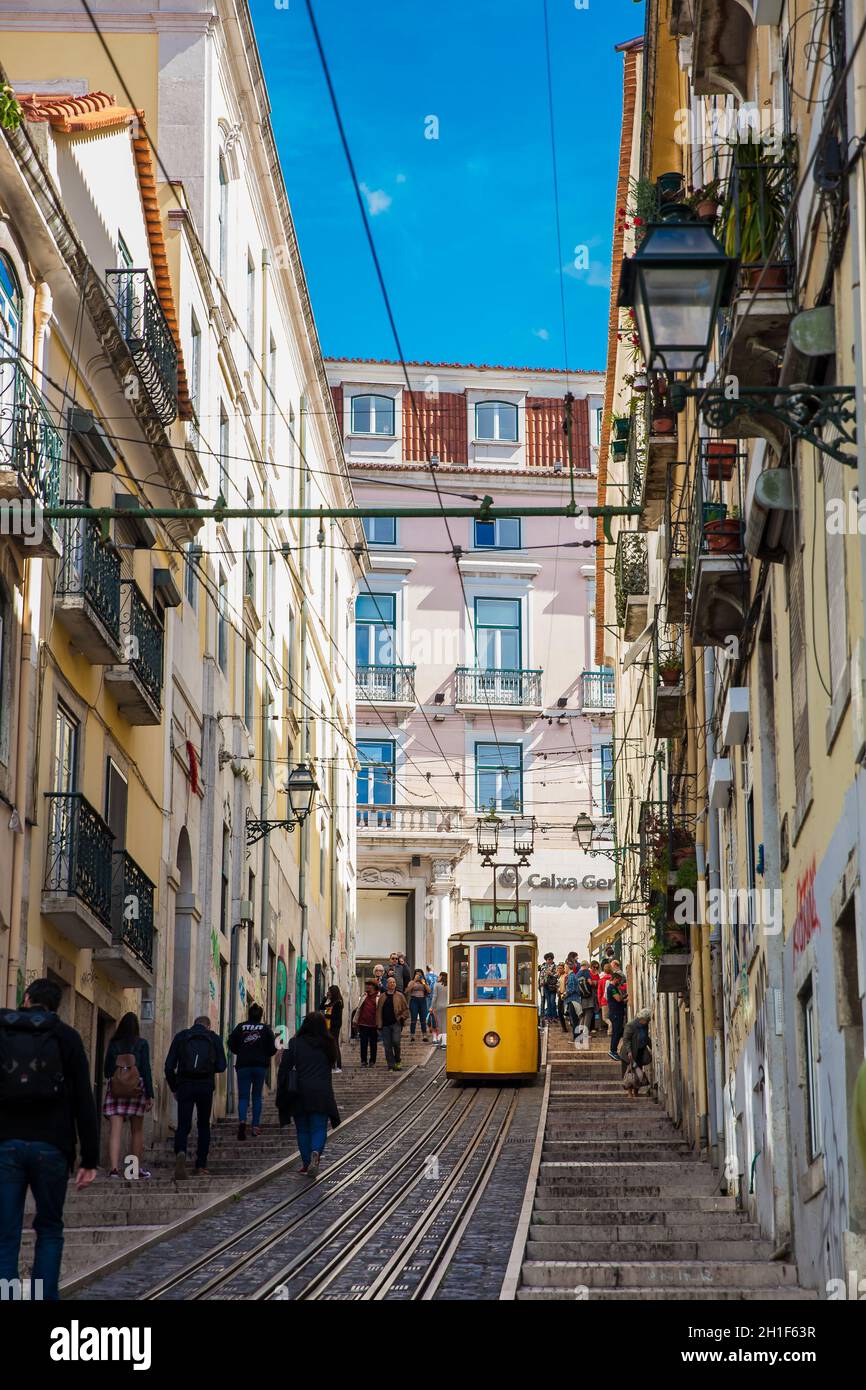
left=515, top=946, right=534, bottom=1003
left=475, top=944, right=509, bottom=1000
left=450, top=945, right=470, bottom=1003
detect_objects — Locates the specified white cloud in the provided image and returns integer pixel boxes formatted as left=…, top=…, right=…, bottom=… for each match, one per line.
left=360, top=182, right=392, bottom=215
left=533, top=327, right=551, bottom=341
left=562, top=258, right=610, bottom=287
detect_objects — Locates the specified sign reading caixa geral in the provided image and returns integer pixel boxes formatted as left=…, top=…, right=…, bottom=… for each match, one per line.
left=526, top=872, right=615, bottom=892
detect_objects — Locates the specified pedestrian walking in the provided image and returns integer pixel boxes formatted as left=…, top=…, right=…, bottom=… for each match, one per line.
left=606, top=962, right=629, bottom=1061
left=276, top=1013, right=340, bottom=1178
left=376, top=975, right=409, bottom=1070
left=228, top=1003, right=277, bottom=1140
left=405, top=969, right=431, bottom=1040
left=321, top=986, right=344, bottom=1071
left=395, top=953, right=412, bottom=992
left=102, top=1012, right=154, bottom=1178
left=372, top=963, right=387, bottom=991
left=424, top=964, right=438, bottom=999
left=352, top=980, right=380, bottom=1066
left=0, top=978, right=98, bottom=1301
left=556, top=962, right=569, bottom=1033
left=620, top=1009, right=652, bottom=1100
left=165, top=1015, right=227, bottom=1179
left=429, top=972, right=448, bottom=1047
left=538, top=952, right=559, bottom=1024
left=597, top=962, right=613, bottom=1035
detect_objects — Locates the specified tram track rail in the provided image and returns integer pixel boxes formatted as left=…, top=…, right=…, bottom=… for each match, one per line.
left=141, top=1059, right=449, bottom=1300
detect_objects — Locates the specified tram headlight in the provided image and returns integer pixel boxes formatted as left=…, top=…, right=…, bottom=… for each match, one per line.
left=483, top=1031, right=501, bottom=1048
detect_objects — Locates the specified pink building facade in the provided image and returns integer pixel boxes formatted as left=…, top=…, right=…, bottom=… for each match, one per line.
left=325, top=359, right=616, bottom=987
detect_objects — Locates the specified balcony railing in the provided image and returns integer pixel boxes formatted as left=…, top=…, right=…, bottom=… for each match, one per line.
left=44, top=792, right=114, bottom=928
left=455, top=667, right=542, bottom=707
left=57, top=515, right=122, bottom=643
left=0, top=356, right=62, bottom=508
left=105, top=269, right=179, bottom=426
left=614, top=531, right=649, bottom=628
left=356, top=804, right=464, bottom=833
left=717, top=143, right=798, bottom=294
left=626, top=392, right=648, bottom=508
left=688, top=442, right=745, bottom=571
left=581, top=669, right=615, bottom=712
left=356, top=663, right=416, bottom=703
left=119, top=579, right=164, bottom=711
left=112, top=850, right=155, bottom=970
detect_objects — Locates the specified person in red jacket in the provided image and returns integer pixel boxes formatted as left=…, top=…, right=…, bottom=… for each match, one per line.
left=352, top=980, right=380, bottom=1067
left=597, top=962, right=613, bottom=1035
left=587, top=962, right=601, bottom=1034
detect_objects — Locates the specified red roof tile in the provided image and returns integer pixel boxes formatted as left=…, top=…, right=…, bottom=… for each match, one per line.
left=325, top=356, right=603, bottom=376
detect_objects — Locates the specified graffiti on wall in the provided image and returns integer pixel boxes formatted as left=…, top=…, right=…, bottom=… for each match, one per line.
left=275, top=951, right=288, bottom=1036
left=792, top=861, right=819, bottom=961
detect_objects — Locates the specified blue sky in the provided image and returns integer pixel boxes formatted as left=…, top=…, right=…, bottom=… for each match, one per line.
left=250, top=0, right=644, bottom=371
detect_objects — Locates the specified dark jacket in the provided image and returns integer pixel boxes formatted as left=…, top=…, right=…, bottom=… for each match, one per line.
left=276, top=1036, right=340, bottom=1126
left=0, top=1007, right=99, bottom=1170
left=607, top=975, right=628, bottom=1019
left=322, top=999, right=343, bottom=1039
left=165, top=1023, right=227, bottom=1092
left=621, top=1017, right=652, bottom=1061
left=376, top=989, right=409, bottom=1027
left=394, top=961, right=411, bottom=991
left=228, top=1021, right=278, bottom=1069
left=103, top=1035, right=154, bottom=1099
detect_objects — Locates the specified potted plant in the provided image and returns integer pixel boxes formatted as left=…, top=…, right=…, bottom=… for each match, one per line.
left=688, top=177, right=722, bottom=222
left=705, top=440, right=737, bottom=481
left=720, top=141, right=793, bottom=291
left=651, top=405, right=677, bottom=436
left=613, top=413, right=631, bottom=440
left=611, top=437, right=629, bottom=459
left=703, top=503, right=742, bottom=553
left=632, top=372, right=648, bottom=392
left=658, top=653, right=683, bottom=687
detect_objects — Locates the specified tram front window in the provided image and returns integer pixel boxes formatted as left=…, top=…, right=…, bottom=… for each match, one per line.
left=450, top=945, right=470, bottom=1002
left=475, top=944, right=509, bottom=1000
left=515, top=946, right=534, bottom=1002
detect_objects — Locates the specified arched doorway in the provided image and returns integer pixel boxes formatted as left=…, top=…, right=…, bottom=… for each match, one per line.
left=171, top=828, right=194, bottom=1036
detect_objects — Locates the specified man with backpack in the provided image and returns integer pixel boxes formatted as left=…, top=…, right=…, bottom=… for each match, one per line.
left=165, top=1015, right=227, bottom=1179
left=566, top=959, right=597, bottom=1043
left=0, top=978, right=98, bottom=1300
left=537, top=952, right=559, bottom=1024
left=606, top=961, right=629, bottom=1061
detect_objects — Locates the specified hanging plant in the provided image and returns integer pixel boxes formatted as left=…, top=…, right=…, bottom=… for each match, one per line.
left=0, top=86, right=22, bottom=131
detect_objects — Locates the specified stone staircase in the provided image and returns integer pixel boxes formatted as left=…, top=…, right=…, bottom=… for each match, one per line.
left=19, top=1053, right=411, bottom=1289
left=517, top=1026, right=816, bottom=1300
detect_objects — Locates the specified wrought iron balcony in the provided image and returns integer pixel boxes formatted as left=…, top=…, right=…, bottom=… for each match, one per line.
left=626, top=393, right=647, bottom=509
left=356, top=804, right=465, bottom=835
left=43, top=792, right=114, bottom=947
left=455, top=666, right=542, bottom=708
left=688, top=443, right=748, bottom=647
left=94, top=850, right=155, bottom=984
left=105, top=268, right=179, bottom=426
left=614, top=531, right=649, bottom=638
left=581, top=668, right=615, bottom=713
left=105, top=579, right=164, bottom=724
left=356, top=663, right=416, bottom=705
left=0, top=356, right=62, bottom=556
left=56, top=515, right=122, bottom=662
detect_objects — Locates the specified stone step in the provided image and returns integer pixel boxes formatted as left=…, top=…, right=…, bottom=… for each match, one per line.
left=521, top=1260, right=801, bottom=1289
left=541, top=1144, right=693, bottom=1160
left=534, top=1193, right=736, bottom=1212
left=531, top=1208, right=746, bottom=1227
left=517, top=1286, right=818, bottom=1301
left=525, top=1238, right=774, bottom=1261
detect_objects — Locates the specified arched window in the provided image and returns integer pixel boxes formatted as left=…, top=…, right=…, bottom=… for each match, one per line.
left=217, top=155, right=230, bottom=280
left=0, top=253, right=21, bottom=350
left=350, top=393, right=395, bottom=436
left=475, top=400, right=518, bottom=443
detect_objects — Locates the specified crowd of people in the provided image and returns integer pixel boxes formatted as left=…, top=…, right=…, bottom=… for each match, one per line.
left=537, top=947, right=652, bottom=1098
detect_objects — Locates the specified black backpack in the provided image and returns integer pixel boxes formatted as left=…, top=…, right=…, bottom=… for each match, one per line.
left=179, top=1030, right=216, bottom=1078
left=0, top=1009, right=65, bottom=1103
left=577, top=974, right=593, bottom=1000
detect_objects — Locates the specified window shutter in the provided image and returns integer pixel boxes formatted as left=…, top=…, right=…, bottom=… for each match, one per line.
left=787, top=544, right=810, bottom=810
left=824, top=458, right=848, bottom=699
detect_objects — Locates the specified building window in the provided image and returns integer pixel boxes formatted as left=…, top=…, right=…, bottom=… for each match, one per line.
left=218, top=404, right=229, bottom=502
left=0, top=252, right=22, bottom=349
left=475, top=742, right=522, bottom=812
left=246, top=252, right=255, bottom=371
left=787, top=541, right=810, bottom=814
left=470, top=901, right=528, bottom=930
left=475, top=400, right=518, bottom=443
left=362, top=516, right=397, bottom=546
left=220, top=823, right=230, bottom=937
left=356, top=592, right=396, bottom=666
left=217, top=569, right=229, bottom=673
left=591, top=405, right=603, bottom=449
left=247, top=868, right=255, bottom=971
left=189, top=312, right=201, bottom=419
left=357, top=739, right=394, bottom=805
left=244, top=640, right=255, bottom=729
left=267, top=552, right=276, bottom=652
left=52, top=703, right=79, bottom=794
left=244, top=484, right=256, bottom=603
left=350, top=394, right=395, bottom=436
left=475, top=597, right=521, bottom=671
left=474, top=517, right=521, bottom=550
left=184, top=543, right=199, bottom=610
left=802, top=983, right=822, bottom=1162
left=218, top=154, right=229, bottom=281
left=600, top=744, right=614, bottom=817
left=268, top=335, right=277, bottom=455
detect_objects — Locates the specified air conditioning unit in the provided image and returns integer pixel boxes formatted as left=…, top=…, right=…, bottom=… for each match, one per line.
left=744, top=442, right=794, bottom=563
left=722, top=687, right=750, bottom=747
left=239, top=898, right=253, bottom=926
left=709, top=757, right=733, bottom=810
left=753, top=0, right=783, bottom=23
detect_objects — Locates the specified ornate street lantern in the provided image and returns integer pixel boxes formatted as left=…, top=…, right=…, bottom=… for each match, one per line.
left=618, top=223, right=738, bottom=377
left=572, top=812, right=595, bottom=852
left=286, top=762, right=318, bottom=824
left=476, top=809, right=502, bottom=860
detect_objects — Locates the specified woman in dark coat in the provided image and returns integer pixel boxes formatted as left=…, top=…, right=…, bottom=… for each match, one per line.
left=276, top=1013, right=340, bottom=1177
left=103, top=1012, right=154, bottom=1179
left=321, top=986, right=344, bottom=1072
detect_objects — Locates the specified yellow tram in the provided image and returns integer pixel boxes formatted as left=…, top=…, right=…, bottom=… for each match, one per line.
left=444, top=929, right=541, bottom=1082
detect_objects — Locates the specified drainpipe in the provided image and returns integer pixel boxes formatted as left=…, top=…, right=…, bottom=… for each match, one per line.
left=704, top=648, right=726, bottom=1167
left=690, top=642, right=709, bottom=1152
left=849, top=0, right=866, bottom=929
left=297, top=395, right=310, bottom=1026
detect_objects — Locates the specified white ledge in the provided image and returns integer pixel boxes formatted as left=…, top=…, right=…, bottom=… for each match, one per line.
left=457, top=555, right=542, bottom=578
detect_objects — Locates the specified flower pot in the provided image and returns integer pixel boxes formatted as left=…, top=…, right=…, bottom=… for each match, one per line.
left=703, top=517, right=742, bottom=553
left=696, top=199, right=719, bottom=221
left=705, top=441, right=736, bottom=481
left=659, top=665, right=682, bottom=687
left=611, top=439, right=628, bottom=459
left=651, top=411, right=676, bottom=436
left=613, top=417, right=631, bottom=440
left=632, top=374, right=648, bottom=393
left=743, top=263, right=789, bottom=292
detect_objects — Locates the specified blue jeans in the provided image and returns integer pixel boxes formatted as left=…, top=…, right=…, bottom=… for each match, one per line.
left=0, top=1139, right=69, bottom=1301
left=409, top=996, right=428, bottom=1035
left=294, top=1112, right=328, bottom=1166
left=237, top=1065, right=267, bottom=1125
left=543, top=987, right=558, bottom=1020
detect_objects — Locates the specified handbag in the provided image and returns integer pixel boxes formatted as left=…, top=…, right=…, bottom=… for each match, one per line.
left=621, top=1062, right=637, bottom=1091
